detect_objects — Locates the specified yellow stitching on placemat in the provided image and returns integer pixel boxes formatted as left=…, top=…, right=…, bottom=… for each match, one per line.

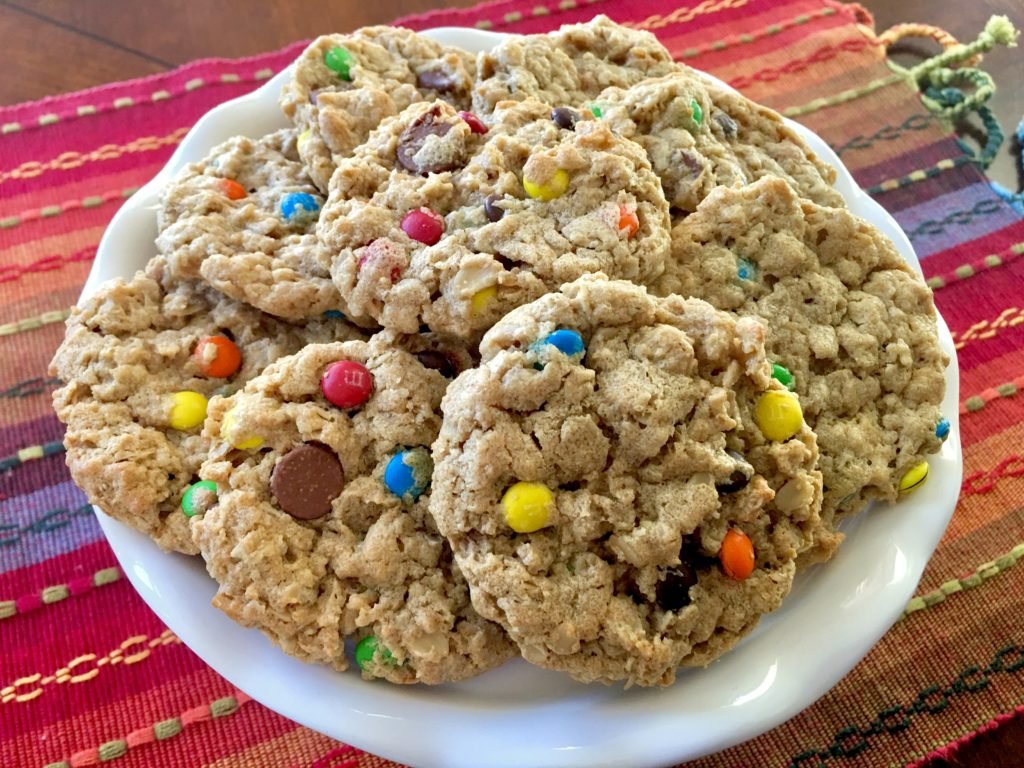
left=0, top=308, right=71, bottom=338
left=952, top=307, right=1024, bottom=350
left=0, top=129, right=187, bottom=185
left=901, top=543, right=1024, bottom=620
left=0, top=629, right=179, bottom=704
left=867, top=157, right=964, bottom=196
left=927, top=241, right=1024, bottom=291
left=0, top=187, right=138, bottom=231
left=625, top=0, right=750, bottom=31
left=675, top=6, right=837, bottom=60
left=783, top=72, right=904, bottom=117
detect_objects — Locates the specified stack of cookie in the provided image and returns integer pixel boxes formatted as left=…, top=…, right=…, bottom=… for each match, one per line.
left=50, top=16, right=949, bottom=688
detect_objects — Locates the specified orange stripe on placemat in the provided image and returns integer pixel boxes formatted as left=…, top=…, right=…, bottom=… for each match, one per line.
left=205, top=728, right=344, bottom=768
left=0, top=187, right=138, bottom=233
left=960, top=374, right=1024, bottom=416
left=0, top=247, right=95, bottom=288
left=0, top=127, right=187, bottom=186
left=0, top=629, right=179, bottom=705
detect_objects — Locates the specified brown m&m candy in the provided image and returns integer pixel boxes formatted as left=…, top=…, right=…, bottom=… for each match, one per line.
left=396, top=105, right=462, bottom=175
left=270, top=442, right=344, bottom=520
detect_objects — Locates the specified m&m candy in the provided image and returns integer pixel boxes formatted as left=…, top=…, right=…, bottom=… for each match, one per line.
left=320, top=360, right=373, bottom=408
left=551, top=107, right=580, bottom=130
left=523, top=169, right=569, bottom=201
left=936, top=417, right=950, bottom=441
left=280, top=192, right=320, bottom=225
left=501, top=481, right=554, bottom=533
left=617, top=205, right=639, bottom=238
left=192, top=336, right=242, bottom=378
left=383, top=447, right=433, bottom=501
left=719, top=528, right=754, bottom=580
left=899, top=461, right=929, bottom=494
left=169, top=391, right=207, bottom=431
left=220, top=406, right=263, bottom=450
left=181, top=480, right=217, bottom=518
left=689, top=98, right=704, bottom=127
left=401, top=208, right=444, bottom=246
left=737, top=257, right=757, bottom=281
left=770, top=363, right=794, bottom=391
left=355, top=635, right=395, bottom=673
left=470, top=285, right=497, bottom=316
left=458, top=111, right=488, bottom=134
left=217, top=179, right=247, bottom=200
left=754, top=391, right=803, bottom=442
left=325, top=46, right=354, bottom=80
left=540, top=329, right=585, bottom=360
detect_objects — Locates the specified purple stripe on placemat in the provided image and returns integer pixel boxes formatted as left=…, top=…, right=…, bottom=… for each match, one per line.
left=899, top=183, right=1022, bottom=259
left=0, top=480, right=100, bottom=574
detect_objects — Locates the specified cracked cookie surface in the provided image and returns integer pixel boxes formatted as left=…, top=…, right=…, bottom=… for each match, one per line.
left=430, top=275, right=831, bottom=686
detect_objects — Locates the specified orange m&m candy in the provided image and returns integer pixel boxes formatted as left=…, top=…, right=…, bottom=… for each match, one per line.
left=617, top=205, right=639, bottom=238
left=193, top=336, right=242, bottom=378
left=218, top=179, right=247, bottom=200
left=719, top=528, right=755, bottom=580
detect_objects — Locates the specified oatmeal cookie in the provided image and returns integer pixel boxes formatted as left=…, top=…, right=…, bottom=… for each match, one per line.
left=473, top=15, right=678, bottom=115
left=280, top=26, right=476, bottom=191
left=318, top=98, right=670, bottom=339
left=654, top=178, right=948, bottom=520
left=156, top=130, right=341, bottom=322
left=190, top=334, right=513, bottom=683
left=49, top=259, right=362, bottom=554
left=595, top=71, right=843, bottom=215
left=430, top=275, right=831, bottom=686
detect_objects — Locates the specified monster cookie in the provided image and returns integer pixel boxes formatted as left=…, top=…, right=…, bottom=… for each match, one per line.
left=156, top=130, right=344, bottom=322
left=190, top=335, right=513, bottom=683
left=654, top=178, right=948, bottom=520
left=280, top=26, right=476, bottom=191
left=49, top=259, right=362, bottom=554
left=430, top=276, right=833, bottom=687
left=318, top=98, right=671, bottom=339
left=595, top=71, right=844, bottom=214
left=473, top=15, right=679, bottom=115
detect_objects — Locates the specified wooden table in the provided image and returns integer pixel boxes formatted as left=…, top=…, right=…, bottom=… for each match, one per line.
left=0, top=0, right=1019, bottom=187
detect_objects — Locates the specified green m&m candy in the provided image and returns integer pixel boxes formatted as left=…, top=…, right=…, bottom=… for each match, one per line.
left=181, top=480, right=217, bottom=517
left=770, top=363, right=795, bottom=391
left=325, top=46, right=354, bottom=80
left=355, top=635, right=396, bottom=674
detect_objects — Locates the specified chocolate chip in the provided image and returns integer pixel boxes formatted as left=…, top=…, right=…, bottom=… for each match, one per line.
left=716, top=449, right=752, bottom=494
left=714, top=112, right=738, bottom=138
left=416, top=350, right=458, bottom=378
left=483, top=194, right=505, bottom=222
left=396, top=105, right=458, bottom=175
left=417, top=69, right=456, bottom=93
left=656, top=562, right=698, bottom=611
left=551, top=106, right=580, bottom=131
left=270, top=442, right=344, bottom=520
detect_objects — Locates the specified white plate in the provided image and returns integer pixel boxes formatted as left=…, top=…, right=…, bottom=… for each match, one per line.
left=86, top=27, right=962, bottom=768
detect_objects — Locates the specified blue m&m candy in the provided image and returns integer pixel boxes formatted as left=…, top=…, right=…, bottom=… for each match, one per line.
left=737, top=257, right=757, bottom=281
left=383, top=447, right=433, bottom=501
left=323, top=309, right=345, bottom=319
left=936, top=417, right=950, bottom=441
left=541, top=329, right=585, bottom=359
left=280, top=192, right=320, bottom=225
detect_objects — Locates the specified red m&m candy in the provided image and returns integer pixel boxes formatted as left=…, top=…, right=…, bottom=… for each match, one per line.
left=401, top=209, right=444, bottom=246
left=192, top=336, right=242, bottom=378
left=458, top=111, right=488, bottom=134
left=320, top=360, right=373, bottom=408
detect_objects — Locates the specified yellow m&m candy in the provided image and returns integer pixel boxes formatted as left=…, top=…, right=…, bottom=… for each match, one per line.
left=169, top=391, right=207, bottom=431
left=899, top=461, right=929, bottom=495
left=221, top=406, right=264, bottom=450
left=470, top=285, right=498, bottom=316
left=501, top=481, right=554, bottom=533
left=754, top=391, right=803, bottom=442
left=297, top=129, right=312, bottom=152
left=523, top=169, right=569, bottom=201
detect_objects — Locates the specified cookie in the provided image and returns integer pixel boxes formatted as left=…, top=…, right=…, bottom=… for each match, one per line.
left=430, top=275, right=831, bottom=687
left=280, top=26, right=476, bottom=191
left=156, top=130, right=343, bottom=322
left=653, top=178, right=948, bottom=520
left=318, top=98, right=671, bottom=339
left=595, top=71, right=843, bottom=215
left=473, top=15, right=678, bottom=115
left=191, top=334, right=513, bottom=683
left=49, top=259, right=363, bottom=554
